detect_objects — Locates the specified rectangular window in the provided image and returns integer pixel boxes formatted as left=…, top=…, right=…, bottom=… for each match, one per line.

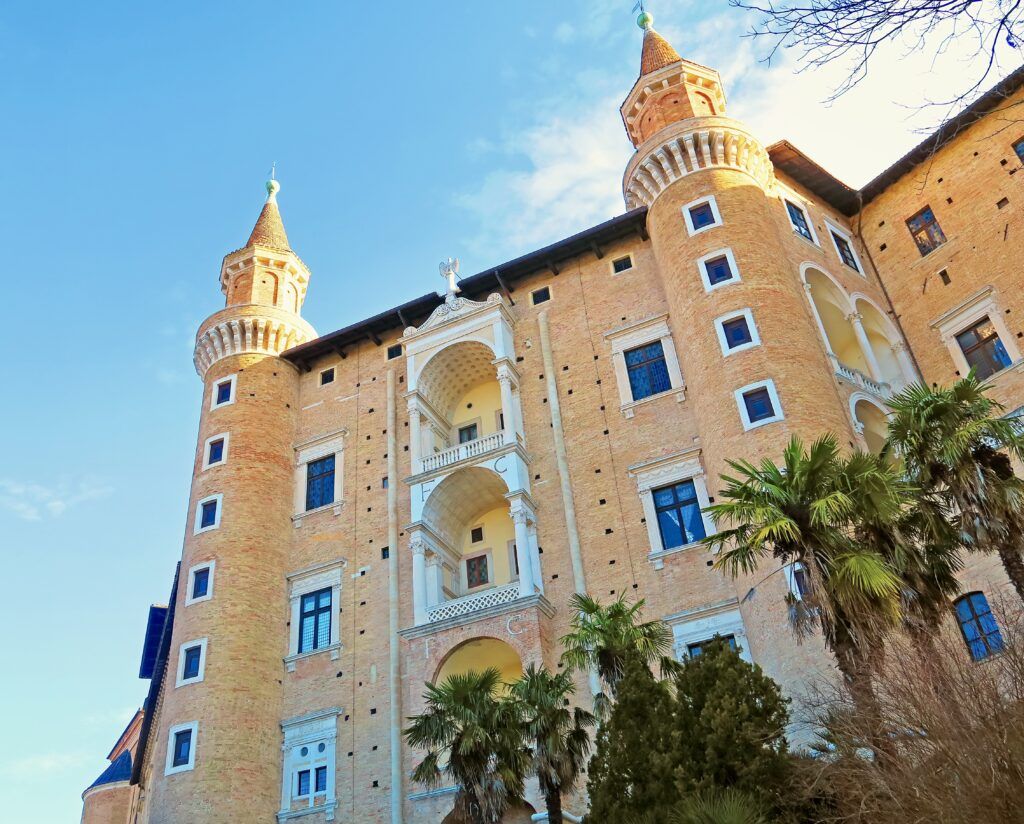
left=315, top=765, right=327, bottom=793
left=721, top=316, right=753, bottom=349
left=207, top=438, right=225, bottom=466
left=736, top=380, right=783, bottom=430
left=172, top=729, right=192, bottom=768
left=531, top=286, right=551, bottom=305
left=466, top=555, right=489, bottom=589
left=955, top=317, right=1012, bottom=378
left=458, top=423, right=478, bottom=444
left=1014, top=137, right=1024, bottom=164
left=387, top=343, right=403, bottom=360
left=182, top=645, right=202, bottom=680
left=955, top=592, right=1004, bottom=660
left=792, top=565, right=810, bottom=598
left=624, top=341, right=672, bottom=401
left=688, top=202, right=716, bottom=230
left=704, top=255, right=734, bottom=286
left=612, top=255, right=633, bottom=274
left=470, top=526, right=484, bottom=543
left=652, top=480, right=707, bottom=550
left=200, top=499, right=218, bottom=529
left=297, top=769, right=311, bottom=797
left=831, top=230, right=860, bottom=272
left=191, top=567, right=210, bottom=599
left=743, top=388, right=775, bottom=422
left=687, top=634, right=737, bottom=658
left=298, top=588, right=332, bottom=654
left=320, top=368, right=335, bottom=386
left=214, top=378, right=234, bottom=406
left=785, top=201, right=814, bottom=242
left=305, top=455, right=336, bottom=511
left=906, top=206, right=946, bottom=256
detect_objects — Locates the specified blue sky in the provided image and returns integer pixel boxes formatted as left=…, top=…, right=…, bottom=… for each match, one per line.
left=0, top=1, right=1015, bottom=820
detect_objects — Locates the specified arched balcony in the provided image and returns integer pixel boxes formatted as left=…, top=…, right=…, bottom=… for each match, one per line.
left=851, top=394, right=890, bottom=455
left=409, top=466, right=541, bottom=627
left=801, top=266, right=916, bottom=401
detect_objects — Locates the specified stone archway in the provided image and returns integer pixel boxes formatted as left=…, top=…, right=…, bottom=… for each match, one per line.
left=434, top=636, right=524, bottom=690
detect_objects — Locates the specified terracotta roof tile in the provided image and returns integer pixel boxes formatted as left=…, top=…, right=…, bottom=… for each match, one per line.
left=246, top=199, right=290, bottom=250
left=640, top=28, right=681, bottom=76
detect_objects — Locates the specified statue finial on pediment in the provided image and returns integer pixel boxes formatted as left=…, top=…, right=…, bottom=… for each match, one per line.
left=439, top=257, right=461, bottom=299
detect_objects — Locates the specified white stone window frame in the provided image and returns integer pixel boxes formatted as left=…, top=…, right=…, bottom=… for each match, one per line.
left=279, top=707, right=341, bottom=822
left=292, top=430, right=346, bottom=524
left=210, top=373, right=237, bottom=410
left=318, top=366, right=336, bottom=388
left=785, top=562, right=808, bottom=601
left=506, top=539, right=520, bottom=581
left=175, top=637, right=208, bottom=688
left=285, top=560, right=344, bottom=671
left=629, top=447, right=716, bottom=570
left=610, top=254, right=634, bottom=276
left=165, top=720, right=198, bottom=776
left=930, top=286, right=1022, bottom=379
left=185, top=560, right=216, bottom=606
left=460, top=547, right=495, bottom=593
left=530, top=285, right=553, bottom=306
left=604, top=314, right=686, bottom=418
left=202, top=432, right=230, bottom=471
left=454, top=416, right=483, bottom=446
left=696, top=247, right=741, bottom=293
left=782, top=197, right=820, bottom=246
left=714, top=308, right=761, bottom=356
left=735, top=379, right=785, bottom=431
left=193, top=493, right=223, bottom=535
left=664, top=600, right=753, bottom=664
left=682, top=194, right=723, bottom=236
left=825, top=219, right=865, bottom=275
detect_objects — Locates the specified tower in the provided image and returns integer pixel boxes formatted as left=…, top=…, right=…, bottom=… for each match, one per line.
left=145, top=178, right=316, bottom=822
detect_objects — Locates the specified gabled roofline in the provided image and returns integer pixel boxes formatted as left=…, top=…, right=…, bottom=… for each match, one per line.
left=282, top=207, right=649, bottom=370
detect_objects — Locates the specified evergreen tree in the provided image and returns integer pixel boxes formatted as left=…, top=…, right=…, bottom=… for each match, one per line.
left=584, top=655, right=677, bottom=823
left=671, top=638, right=790, bottom=813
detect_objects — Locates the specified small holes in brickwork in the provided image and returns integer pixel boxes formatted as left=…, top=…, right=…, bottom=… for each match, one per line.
left=603, top=429, right=609, bottom=435
left=593, top=354, right=599, bottom=360
left=336, top=672, right=343, bottom=678
left=370, top=708, right=377, bottom=715
left=535, top=474, right=541, bottom=480
left=373, top=780, right=380, bottom=788
left=345, top=715, right=350, bottom=722
left=609, top=559, right=616, bottom=565
left=998, top=197, right=1010, bottom=209
left=360, top=600, right=366, bottom=606
left=372, top=745, right=378, bottom=751
left=877, top=220, right=885, bottom=227
left=365, top=459, right=371, bottom=465
left=879, top=243, right=887, bottom=251
left=599, top=405, right=605, bottom=411
left=596, top=379, right=601, bottom=385
left=1001, top=158, right=1009, bottom=166
left=542, top=398, right=548, bottom=404
left=562, top=365, right=569, bottom=371
left=609, top=590, right=616, bottom=595
left=567, top=389, right=573, bottom=395
left=516, top=356, right=524, bottom=362
left=946, top=197, right=953, bottom=204
left=539, top=374, right=544, bottom=380
left=552, top=574, right=559, bottom=580
left=594, top=468, right=601, bottom=474
left=937, top=177, right=944, bottom=183
left=706, top=560, right=714, bottom=567
left=599, top=499, right=606, bottom=505
left=359, top=629, right=365, bottom=635
left=368, top=408, right=374, bottom=413
left=604, top=528, right=613, bottom=534
left=939, top=269, right=951, bottom=285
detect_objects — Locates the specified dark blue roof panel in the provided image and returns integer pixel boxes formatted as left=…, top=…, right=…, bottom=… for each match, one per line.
left=87, top=750, right=132, bottom=791
left=139, top=605, right=168, bottom=679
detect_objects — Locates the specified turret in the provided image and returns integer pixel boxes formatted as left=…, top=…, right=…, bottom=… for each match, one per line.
left=145, top=178, right=313, bottom=823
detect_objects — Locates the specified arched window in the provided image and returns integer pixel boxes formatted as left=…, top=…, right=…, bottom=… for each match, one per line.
left=954, top=592, right=1004, bottom=660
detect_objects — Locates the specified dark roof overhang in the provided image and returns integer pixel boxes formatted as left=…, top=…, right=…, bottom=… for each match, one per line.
left=767, top=140, right=860, bottom=216
left=283, top=207, right=649, bottom=370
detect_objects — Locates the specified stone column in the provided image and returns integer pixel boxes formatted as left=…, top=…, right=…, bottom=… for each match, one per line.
left=496, top=363, right=520, bottom=444
left=426, top=554, right=444, bottom=607
left=848, top=312, right=885, bottom=382
left=510, top=503, right=537, bottom=598
left=411, top=534, right=427, bottom=625
left=891, top=340, right=917, bottom=385
left=407, top=397, right=422, bottom=472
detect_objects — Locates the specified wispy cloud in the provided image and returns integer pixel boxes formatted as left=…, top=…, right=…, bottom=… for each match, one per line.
left=0, top=477, right=113, bottom=521
left=0, top=751, right=95, bottom=779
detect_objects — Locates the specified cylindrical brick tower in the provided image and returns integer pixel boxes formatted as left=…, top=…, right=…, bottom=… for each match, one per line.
left=145, top=178, right=316, bottom=822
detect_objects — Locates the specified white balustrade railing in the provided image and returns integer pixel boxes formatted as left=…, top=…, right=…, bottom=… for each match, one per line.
left=420, top=430, right=507, bottom=473
left=426, top=583, right=520, bottom=624
left=829, top=355, right=893, bottom=401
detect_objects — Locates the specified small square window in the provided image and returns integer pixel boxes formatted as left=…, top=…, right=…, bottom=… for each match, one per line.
left=387, top=344, right=403, bottom=360
left=320, top=368, right=335, bottom=386
left=458, top=423, right=478, bottom=444
left=722, top=317, right=752, bottom=348
left=192, top=567, right=210, bottom=599
left=297, top=769, right=311, bottom=797
left=381, top=546, right=390, bottom=560
left=182, top=645, right=202, bottom=680
left=214, top=379, right=233, bottom=406
left=612, top=255, right=633, bottom=274
left=172, top=729, right=192, bottom=768
left=744, top=388, right=775, bottom=422
left=704, top=255, right=734, bottom=286
left=683, top=196, right=722, bottom=235
left=906, top=206, right=946, bottom=256
left=315, top=765, right=327, bottom=793
left=207, top=438, right=225, bottom=466
left=200, top=500, right=217, bottom=529
left=736, top=380, right=783, bottom=430
left=471, top=526, right=484, bottom=543
left=381, top=476, right=388, bottom=489
left=689, top=202, right=715, bottom=230
left=531, top=286, right=551, bottom=305
left=466, top=555, right=489, bottom=588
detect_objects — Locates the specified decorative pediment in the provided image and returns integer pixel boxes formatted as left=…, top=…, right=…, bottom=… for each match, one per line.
left=409, top=291, right=504, bottom=336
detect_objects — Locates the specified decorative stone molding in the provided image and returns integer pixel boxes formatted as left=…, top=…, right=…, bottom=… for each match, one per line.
left=193, top=304, right=316, bottom=377
left=405, top=291, right=505, bottom=337
left=622, top=117, right=773, bottom=208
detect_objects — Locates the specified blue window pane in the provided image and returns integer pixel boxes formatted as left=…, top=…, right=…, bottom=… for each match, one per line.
left=1015, top=139, right=1024, bottom=162
left=173, top=730, right=191, bottom=766
left=299, top=588, right=332, bottom=654
left=955, top=592, right=1004, bottom=660
left=681, top=500, right=706, bottom=542
left=689, top=202, right=716, bottom=230
left=200, top=500, right=217, bottom=528
left=654, top=480, right=704, bottom=549
left=786, top=202, right=812, bottom=240
left=653, top=487, right=676, bottom=508
left=300, top=616, right=315, bottom=653
left=215, top=381, right=232, bottom=404
left=657, top=508, right=685, bottom=550
left=625, top=341, right=671, bottom=401
left=297, top=770, right=311, bottom=797
left=208, top=439, right=224, bottom=464
left=743, top=388, right=775, bottom=422
left=315, top=766, right=327, bottom=793
left=459, top=424, right=478, bottom=444
left=705, top=255, right=734, bottom=285
left=722, top=317, right=751, bottom=347
left=306, top=456, right=336, bottom=511
left=955, top=598, right=975, bottom=622
left=192, top=568, right=209, bottom=598
left=183, top=646, right=201, bottom=679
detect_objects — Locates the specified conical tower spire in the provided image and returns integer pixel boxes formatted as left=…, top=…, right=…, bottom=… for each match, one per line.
left=245, top=171, right=291, bottom=250
left=637, top=11, right=681, bottom=77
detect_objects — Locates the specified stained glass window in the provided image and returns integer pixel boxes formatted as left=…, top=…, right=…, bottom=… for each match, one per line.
left=466, top=555, right=489, bottom=589
left=624, top=341, right=672, bottom=401
left=305, top=455, right=335, bottom=511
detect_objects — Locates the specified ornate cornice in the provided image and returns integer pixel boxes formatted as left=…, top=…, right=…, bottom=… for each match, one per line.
left=622, top=116, right=774, bottom=208
left=193, top=304, right=317, bottom=378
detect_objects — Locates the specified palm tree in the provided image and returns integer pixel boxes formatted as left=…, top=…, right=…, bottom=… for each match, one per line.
left=509, top=664, right=594, bottom=823
left=403, top=668, right=528, bottom=824
left=702, top=435, right=906, bottom=712
left=627, top=790, right=767, bottom=824
left=886, top=375, right=1024, bottom=603
left=559, top=593, right=672, bottom=707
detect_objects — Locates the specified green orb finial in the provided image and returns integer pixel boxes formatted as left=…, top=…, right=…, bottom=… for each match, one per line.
left=637, top=10, right=654, bottom=29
